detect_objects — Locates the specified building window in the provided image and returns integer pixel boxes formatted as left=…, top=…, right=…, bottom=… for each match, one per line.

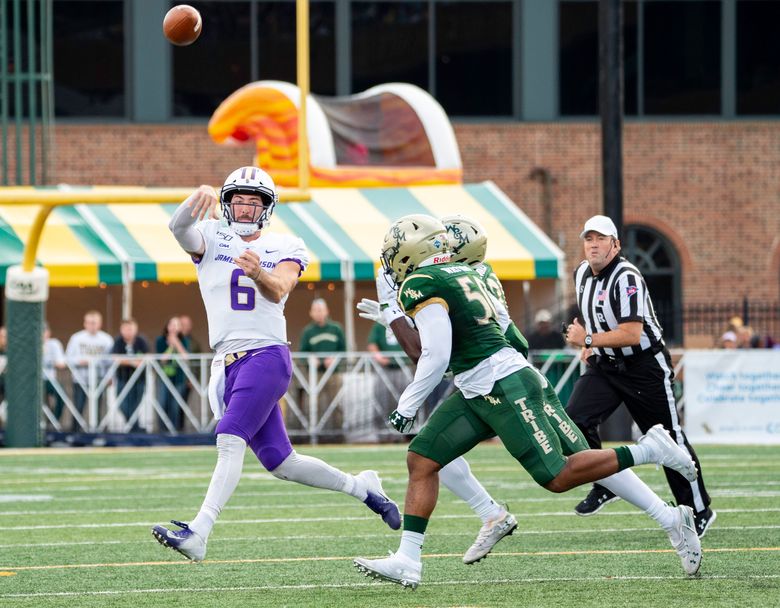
left=559, top=0, right=723, bottom=117
left=5, top=0, right=44, bottom=116
left=737, top=0, right=780, bottom=115
left=53, top=0, right=125, bottom=117
left=172, top=1, right=334, bottom=117
left=351, top=2, right=429, bottom=93
left=558, top=1, right=638, bottom=116
left=435, top=2, right=512, bottom=116
left=172, top=1, right=251, bottom=118
left=643, top=0, right=721, bottom=115
left=257, top=1, right=335, bottom=95
left=623, top=225, right=682, bottom=345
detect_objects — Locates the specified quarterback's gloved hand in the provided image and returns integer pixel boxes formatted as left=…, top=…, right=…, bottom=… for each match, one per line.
left=356, top=298, right=384, bottom=326
left=376, top=271, right=404, bottom=327
left=388, top=409, right=415, bottom=434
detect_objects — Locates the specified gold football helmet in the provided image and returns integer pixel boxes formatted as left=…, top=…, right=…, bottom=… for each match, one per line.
left=441, top=215, right=487, bottom=266
left=380, top=214, right=450, bottom=284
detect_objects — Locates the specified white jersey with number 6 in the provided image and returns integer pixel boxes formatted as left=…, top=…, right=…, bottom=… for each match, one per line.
left=194, top=220, right=309, bottom=354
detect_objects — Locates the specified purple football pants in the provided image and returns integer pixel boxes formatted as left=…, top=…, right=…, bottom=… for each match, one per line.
left=215, top=344, right=294, bottom=470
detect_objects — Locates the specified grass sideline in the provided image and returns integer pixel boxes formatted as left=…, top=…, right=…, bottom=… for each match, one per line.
left=1, top=443, right=778, bottom=607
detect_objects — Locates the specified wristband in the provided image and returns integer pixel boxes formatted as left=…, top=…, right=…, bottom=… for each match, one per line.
left=380, top=302, right=405, bottom=326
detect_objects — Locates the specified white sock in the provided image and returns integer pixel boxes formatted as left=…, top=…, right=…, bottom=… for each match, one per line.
left=189, top=433, right=247, bottom=539
left=397, top=531, right=425, bottom=563
left=271, top=450, right=365, bottom=500
left=439, top=456, right=504, bottom=523
left=627, top=443, right=654, bottom=465
left=598, top=469, right=676, bottom=531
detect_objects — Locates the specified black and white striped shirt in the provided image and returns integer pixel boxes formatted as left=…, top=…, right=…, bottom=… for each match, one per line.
left=574, top=256, right=664, bottom=360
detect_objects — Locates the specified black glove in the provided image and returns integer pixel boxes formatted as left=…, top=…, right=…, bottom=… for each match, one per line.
left=388, top=409, right=415, bottom=434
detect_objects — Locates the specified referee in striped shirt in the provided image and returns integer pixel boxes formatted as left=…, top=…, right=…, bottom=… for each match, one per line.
left=563, top=215, right=715, bottom=537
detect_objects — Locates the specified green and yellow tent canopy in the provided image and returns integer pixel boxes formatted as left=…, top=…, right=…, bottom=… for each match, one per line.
left=0, top=182, right=563, bottom=287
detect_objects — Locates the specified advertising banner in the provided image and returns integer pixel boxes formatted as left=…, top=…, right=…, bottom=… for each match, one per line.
left=684, top=350, right=780, bottom=444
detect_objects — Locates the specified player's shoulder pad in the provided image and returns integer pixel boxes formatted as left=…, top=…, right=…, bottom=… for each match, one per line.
left=200, top=219, right=226, bottom=238
left=399, top=270, right=436, bottom=294
left=398, top=270, right=441, bottom=316
left=261, top=231, right=295, bottom=247
left=263, top=232, right=309, bottom=262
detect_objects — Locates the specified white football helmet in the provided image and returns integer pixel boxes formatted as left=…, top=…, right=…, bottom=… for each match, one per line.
left=220, top=166, right=278, bottom=236
left=381, top=214, right=450, bottom=285
left=442, top=215, right=487, bottom=266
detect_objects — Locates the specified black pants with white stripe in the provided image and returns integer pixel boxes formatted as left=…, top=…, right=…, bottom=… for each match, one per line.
left=565, top=348, right=711, bottom=513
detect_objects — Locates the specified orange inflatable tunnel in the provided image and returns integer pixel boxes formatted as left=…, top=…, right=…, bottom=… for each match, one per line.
left=208, top=81, right=463, bottom=188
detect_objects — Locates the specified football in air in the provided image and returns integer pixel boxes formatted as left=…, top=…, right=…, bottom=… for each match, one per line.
left=163, top=5, right=202, bottom=46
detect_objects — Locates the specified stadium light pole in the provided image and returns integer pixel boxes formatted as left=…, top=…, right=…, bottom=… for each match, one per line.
left=599, top=0, right=623, bottom=236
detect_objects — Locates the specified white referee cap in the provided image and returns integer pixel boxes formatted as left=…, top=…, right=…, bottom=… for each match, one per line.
left=580, top=215, right=618, bottom=239
left=535, top=309, right=553, bottom=324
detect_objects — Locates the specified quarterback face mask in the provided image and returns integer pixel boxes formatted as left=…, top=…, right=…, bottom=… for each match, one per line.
left=220, top=166, right=278, bottom=236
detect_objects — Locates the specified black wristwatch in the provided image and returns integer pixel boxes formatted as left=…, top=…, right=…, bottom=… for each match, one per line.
left=584, top=334, right=593, bottom=347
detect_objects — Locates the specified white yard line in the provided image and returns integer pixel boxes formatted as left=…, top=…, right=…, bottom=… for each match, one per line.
left=2, top=572, right=779, bottom=598
left=2, top=490, right=779, bottom=517
left=1, top=525, right=780, bottom=550
left=1, top=507, right=779, bottom=531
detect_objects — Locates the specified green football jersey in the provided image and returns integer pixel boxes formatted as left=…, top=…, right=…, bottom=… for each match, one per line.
left=474, top=261, right=529, bottom=358
left=474, top=261, right=507, bottom=307
left=398, top=262, right=510, bottom=374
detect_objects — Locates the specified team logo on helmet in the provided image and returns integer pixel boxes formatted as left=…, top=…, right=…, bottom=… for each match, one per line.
left=446, top=224, right=470, bottom=253
left=441, top=215, right=487, bottom=266
left=380, top=214, right=450, bottom=285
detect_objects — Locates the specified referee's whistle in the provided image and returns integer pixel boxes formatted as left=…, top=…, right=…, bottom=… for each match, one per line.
left=561, top=322, right=568, bottom=338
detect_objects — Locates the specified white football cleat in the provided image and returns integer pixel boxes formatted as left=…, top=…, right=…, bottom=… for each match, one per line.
left=638, top=424, right=698, bottom=482
left=353, top=551, right=422, bottom=589
left=669, top=505, right=702, bottom=575
left=463, top=511, right=518, bottom=564
left=151, top=520, right=207, bottom=562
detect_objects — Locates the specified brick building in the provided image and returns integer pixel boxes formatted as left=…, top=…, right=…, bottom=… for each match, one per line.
left=2, top=0, right=779, bottom=347
left=24, top=120, right=775, bottom=347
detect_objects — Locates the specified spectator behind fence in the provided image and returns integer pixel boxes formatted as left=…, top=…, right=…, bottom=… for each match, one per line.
left=156, top=316, right=190, bottom=431
left=65, top=311, right=113, bottom=431
left=737, top=325, right=761, bottom=348
left=179, top=315, right=202, bottom=353
left=719, top=331, right=738, bottom=349
left=112, top=319, right=149, bottom=432
left=728, top=315, right=744, bottom=333
left=299, top=298, right=346, bottom=435
left=43, top=323, right=67, bottom=423
left=178, top=314, right=202, bottom=406
left=527, top=308, right=565, bottom=350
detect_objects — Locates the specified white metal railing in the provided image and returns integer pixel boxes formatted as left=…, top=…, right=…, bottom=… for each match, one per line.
left=0, top=349, right=690, bottom=442
left=0, top=352, right=426, bottom=443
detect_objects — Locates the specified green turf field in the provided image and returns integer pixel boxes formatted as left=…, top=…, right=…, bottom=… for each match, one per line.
left=0, top=443, right=778, bottom=607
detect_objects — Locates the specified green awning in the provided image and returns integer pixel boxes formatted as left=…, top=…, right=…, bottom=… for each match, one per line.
left=0, top=182, right=563, bottom=285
